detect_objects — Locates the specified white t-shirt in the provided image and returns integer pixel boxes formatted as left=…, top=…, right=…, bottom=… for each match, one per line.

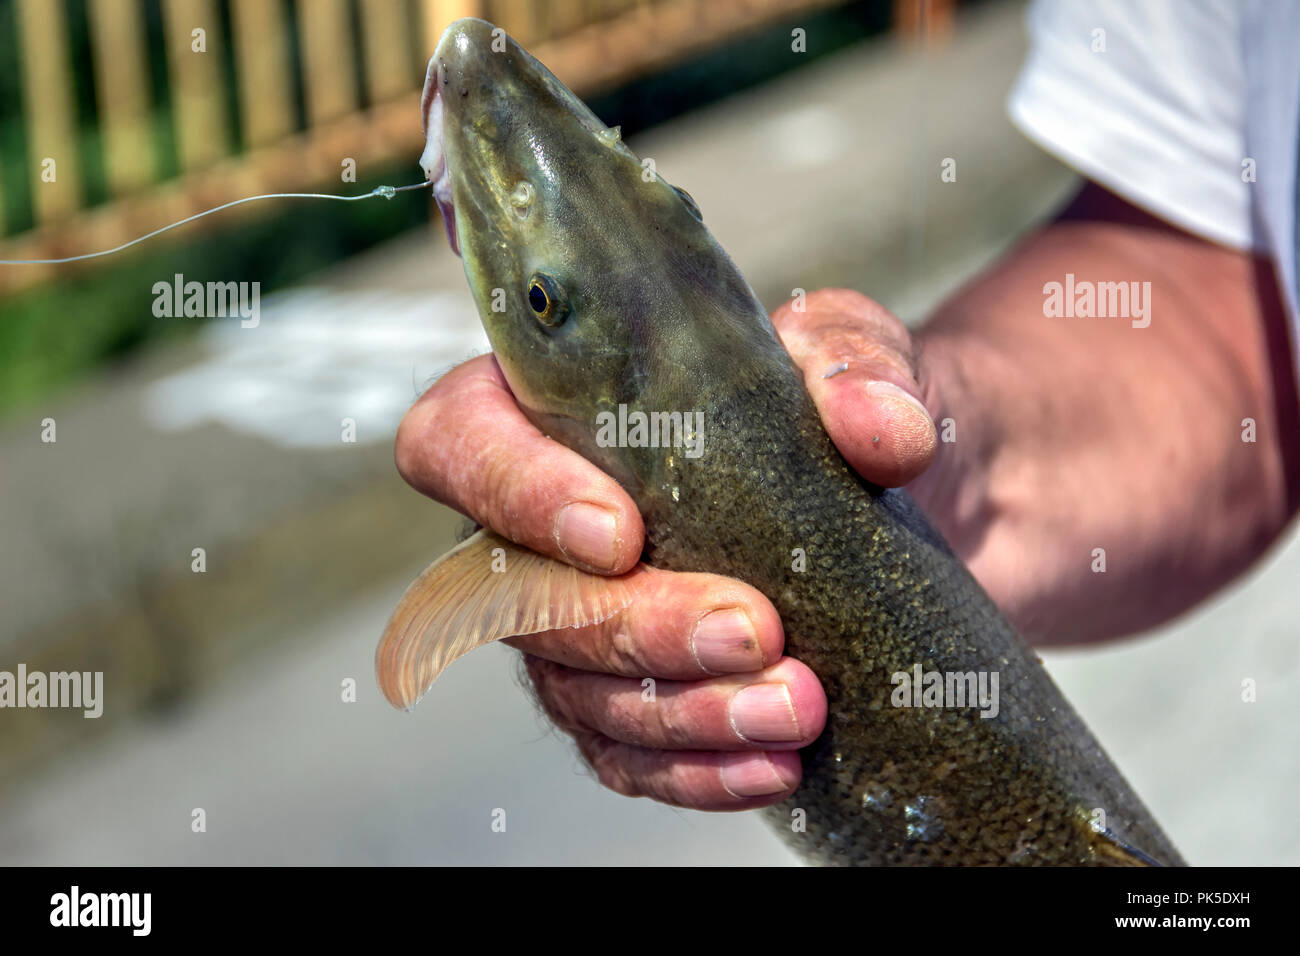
left=1008, top=0, right=1300, bottom=369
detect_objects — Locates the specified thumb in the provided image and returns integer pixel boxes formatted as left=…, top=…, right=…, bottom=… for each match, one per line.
left=771, top=289, right=936, bottom=488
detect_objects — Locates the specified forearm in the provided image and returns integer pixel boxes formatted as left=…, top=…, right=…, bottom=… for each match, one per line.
left=909, top=195, right=1300, bottom=645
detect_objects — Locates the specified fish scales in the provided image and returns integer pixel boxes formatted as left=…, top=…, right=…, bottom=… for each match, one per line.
left=636, top=352, right=1182, bottom=865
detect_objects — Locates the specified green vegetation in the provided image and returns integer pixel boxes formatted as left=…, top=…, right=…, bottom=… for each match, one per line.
left=0, top=0, right=890, bottom=415
left=0, top=163, right=429, bottom=410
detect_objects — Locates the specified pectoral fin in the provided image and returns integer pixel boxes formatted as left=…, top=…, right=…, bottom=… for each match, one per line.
left=375, top=529, right=634, bottom=710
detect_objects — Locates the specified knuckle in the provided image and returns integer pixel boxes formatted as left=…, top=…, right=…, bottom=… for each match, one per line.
left=832, top=330, right=912, bottom=377
left=602, top=622, right=646, bottom=675
left=393, top=409, right=428, bottom=487
left=603, top=690, right=649, bottom=741
left=651, top=697, right=692, bottom=749
left=524, top=657, right=584, bottom=734
left=580, top=735, right=640, bottom=798
left=474, top=447, right=527, bottom=537
left=394, top=375, right=473, bottom=495
left=638, top=750, right=690, bottom=806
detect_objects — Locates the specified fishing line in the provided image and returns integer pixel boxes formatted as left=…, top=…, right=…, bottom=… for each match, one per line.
left=0, top=180, right=432, bottom=265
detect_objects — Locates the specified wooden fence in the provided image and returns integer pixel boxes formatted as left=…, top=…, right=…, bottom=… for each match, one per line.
left=0, top=0, right=882, bottom=293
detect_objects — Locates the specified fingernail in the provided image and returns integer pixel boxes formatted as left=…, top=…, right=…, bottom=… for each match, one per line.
left=865, top=380, right=932, bottom=422
left=691, top=608, right=762, bottom=673
left=719, top=752, right=793, bottom=799
left=555, top=502, right=619, bottom=571
left=729, top=683, right=802, bottom=742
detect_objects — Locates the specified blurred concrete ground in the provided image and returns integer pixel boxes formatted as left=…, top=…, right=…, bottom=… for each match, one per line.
left=1, top=0, right=1295, bottom=864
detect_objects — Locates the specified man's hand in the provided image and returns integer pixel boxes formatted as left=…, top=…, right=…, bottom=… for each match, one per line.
left=394, top=184, right=1299, bottom=811
left=393, top=288, right=937, bottom=810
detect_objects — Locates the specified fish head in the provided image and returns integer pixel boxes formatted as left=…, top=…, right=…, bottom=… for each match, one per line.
left=422, top=18, right=779, bottom=488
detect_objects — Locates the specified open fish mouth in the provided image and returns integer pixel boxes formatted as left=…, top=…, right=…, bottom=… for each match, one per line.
left=419, top=56, right=458, bottom=256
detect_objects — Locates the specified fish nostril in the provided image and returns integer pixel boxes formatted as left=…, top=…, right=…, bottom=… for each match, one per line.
left=510, top=181, right=534, bottom=216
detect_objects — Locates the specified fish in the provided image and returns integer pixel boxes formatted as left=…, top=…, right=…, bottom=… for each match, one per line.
left=376, top=17, right=1185, bottom=866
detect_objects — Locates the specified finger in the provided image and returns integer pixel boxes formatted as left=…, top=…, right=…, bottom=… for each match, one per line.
left=505, top=565, right=783, bottom=677
left=525, top=656, right=827, bottom=751
left=395, top=354, right=643, bottom=574
left=772, top=288, right=937, bottom=487
left=575, top=733, right=803, bottom=811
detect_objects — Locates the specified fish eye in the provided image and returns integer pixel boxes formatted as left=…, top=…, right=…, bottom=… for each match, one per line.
left=528, top=283, right=547, bottom=312
left=528, top=274, right=566, bottom=327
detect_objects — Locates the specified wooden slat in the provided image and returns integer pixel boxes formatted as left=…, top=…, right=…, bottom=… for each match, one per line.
left=421, top=0, right=485, bottom=60
left=595, top=0, right=640, bottom=22
left=0, top=96, right=425, bottom=292
left=895, top=0, right=956, bottom=46
left=297, top=0, right=357, bottom=125
left=16, top=0, right=82, bottom=222
left=2, top=0, right=836, bottom=292
left=359, top=0, right=416, bottom=103
left=538, top=0, right=589, bottom=41
left=493, top=0, right=539, bottom=45
left=230, top=0, right=295, bottom=147
left=162, top=0, right=230, bottom=171
left=533, top=0, right=840, bottom=94
left=88, top=0, right=157, bottom=195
